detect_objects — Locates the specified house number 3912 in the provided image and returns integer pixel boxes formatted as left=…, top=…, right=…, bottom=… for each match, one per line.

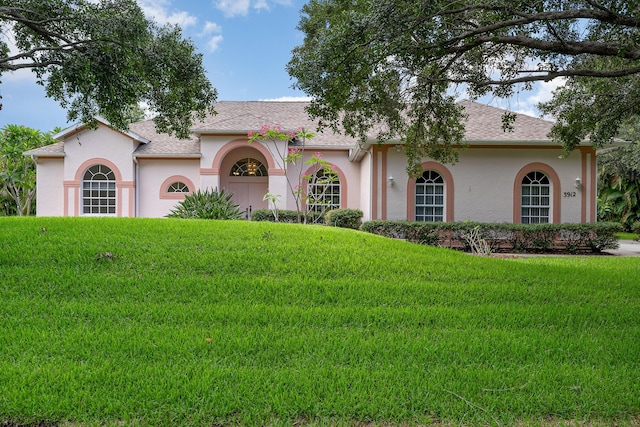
left=563, top=191, right=577, bottom=198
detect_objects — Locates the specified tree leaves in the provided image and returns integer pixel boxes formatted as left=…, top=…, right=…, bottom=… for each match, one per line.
left=0, top=124, right=56, bottom=216
left=1, top=0, right=216, bottom=137
left=288, top=0, right=640, bottom=174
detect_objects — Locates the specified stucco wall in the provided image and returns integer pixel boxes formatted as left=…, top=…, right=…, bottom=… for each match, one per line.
left=383, top=145, right=595, bottom=223
left=62, top=125, right=137, bottom=182
left=35, top=158, right=64, bottom=216
left=137, top=158, right=200, bottom=218
left=282, top=149, right=360, bottom=212
left=33, top=122, right=597, bottom=224
left=60, top=124, right=139, bottom=217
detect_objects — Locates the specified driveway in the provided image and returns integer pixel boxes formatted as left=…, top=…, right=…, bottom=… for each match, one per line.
left=604, top=240, right=640, bottom=256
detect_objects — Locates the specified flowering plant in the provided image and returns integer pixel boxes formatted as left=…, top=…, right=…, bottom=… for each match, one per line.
left=248, top=125, right=335, bottom=223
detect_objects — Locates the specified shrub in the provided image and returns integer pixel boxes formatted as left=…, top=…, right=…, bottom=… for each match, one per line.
left=251, top=209, right=323, bottom=223
left=166, top=188, right=242, bottom=220
left=325, top=209, right=363, bottom=229
left=361, top=220, right=622, bottom=253
left=632, top=221, right=640, bottom=240
left=361, top=220, right=410, bottom=239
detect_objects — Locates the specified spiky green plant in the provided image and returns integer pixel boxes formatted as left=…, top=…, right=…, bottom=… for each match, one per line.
left=166, top=188, right=242, bottom=220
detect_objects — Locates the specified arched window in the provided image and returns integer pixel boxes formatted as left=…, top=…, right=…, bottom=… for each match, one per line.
left=415, top=170, right=444, bottom=222
left=307, top=168, right=341, bottom=216
left=167, top=182, right=190, bottom=193
left=521, top=171, right=550, bottom=223
left=230, top=158, right=268, bottom=176
left=82, top=164, right=116, bottom=215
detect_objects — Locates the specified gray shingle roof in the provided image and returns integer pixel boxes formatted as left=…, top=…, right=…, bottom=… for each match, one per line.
left=130, top=120, right=200, bottom=157
left=23, top=141, right=65, bottom=157
left=458, top=100, right=553, bottom=142
left=27, top=100, right=558, bottom=158
left=196, top=101, right=355, bottom=147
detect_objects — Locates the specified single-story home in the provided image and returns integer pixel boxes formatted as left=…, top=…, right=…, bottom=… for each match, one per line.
left=24, top=100, right=598, bottom=223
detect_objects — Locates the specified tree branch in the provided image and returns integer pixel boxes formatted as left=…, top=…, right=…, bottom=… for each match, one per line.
left=446, top=65, right=640, bottom=86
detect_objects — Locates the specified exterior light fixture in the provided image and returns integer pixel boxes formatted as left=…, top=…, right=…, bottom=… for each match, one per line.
left=575, top=177, right=582, bottom=190
left=388, top=176, right=394, bottom=187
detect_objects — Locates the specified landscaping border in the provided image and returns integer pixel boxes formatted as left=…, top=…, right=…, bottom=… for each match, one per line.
left=361, top=221, right=622, bottom=254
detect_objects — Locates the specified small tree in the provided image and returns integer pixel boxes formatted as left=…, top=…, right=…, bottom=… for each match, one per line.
left=0, top=125, right=56, bottom=216
left=263, top=193, right=281, bottom=222
left=248, top=125, right=337, bottom=223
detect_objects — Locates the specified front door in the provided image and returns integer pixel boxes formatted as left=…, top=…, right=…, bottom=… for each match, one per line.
left=222, top=157, right=269, bottom=219
left=227, top=176, right=268, bottom=219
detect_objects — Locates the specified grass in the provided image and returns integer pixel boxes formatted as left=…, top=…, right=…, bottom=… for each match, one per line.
left=1, top=217, right=639, bottom=427
left=617, top=232, right=639, bottom=240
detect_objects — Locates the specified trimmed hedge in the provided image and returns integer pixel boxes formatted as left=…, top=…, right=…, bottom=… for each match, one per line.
left=251, top=209, right=324, bottom=224
left=361, top=221, right=622, bottom=253
left=325, top=209, right=363, bottom=229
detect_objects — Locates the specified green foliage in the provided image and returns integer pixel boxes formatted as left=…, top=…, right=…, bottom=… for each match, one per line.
left=361, top=221, right=622, bottom=254
left=1, top=217, right=639, bottom=426
left=324, top=208, right=363, bottom=229
left=540, top=57, right=640, bottom=152
left=288, top=1, right=640, bottom=173
left=1, top=0, right=216, bottom=137
left=0, top=125, right=56, bottom=216
left=597, top=144, right=640, bottom=230
left=166, top=188, right=241, bottom=220
left=632, top=221, right=640, bottom=239
left=248, top=125, right=336, bottom=223
left=251, top=209, right=323, bottom=224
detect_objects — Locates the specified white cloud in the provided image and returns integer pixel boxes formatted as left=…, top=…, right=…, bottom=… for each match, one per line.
left=254, top=0, right=269, bottom=11
left=259, top=96, right=313, bottom=102
left=137, top=0, right=197, bottom=28
left=203, top=21, right=222, bottom=35
left=525, top=78, right=566, bottom=106
left=207, top=35, right=224, bottom=52
left=214, top=0, right=251, bottom=17
left=213, top=0, right=292, bottom=17
left=1, top=26, right=38, bottom=83
left=200, top=21, right=223, bottom=52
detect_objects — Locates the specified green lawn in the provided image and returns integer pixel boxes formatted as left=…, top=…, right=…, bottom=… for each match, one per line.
left=1, top=217, right=639, bottom=427
left=618, top=232, right=639, bottom=240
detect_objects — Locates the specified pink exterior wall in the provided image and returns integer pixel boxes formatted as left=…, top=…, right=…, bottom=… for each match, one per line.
left=32, top=122, right=597, bottom=224
left=59, top=124, right=139, bottom=217
left=382, top=144, right=596, bottom=223
left=137, top=158, right=200, bottom=218
left=35, top=158, right=64, bottom=216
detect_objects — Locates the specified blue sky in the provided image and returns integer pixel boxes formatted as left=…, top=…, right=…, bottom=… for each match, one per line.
left=0, top=0, right=561, bottom=133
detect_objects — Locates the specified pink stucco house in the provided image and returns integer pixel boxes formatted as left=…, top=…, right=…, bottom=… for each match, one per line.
left=24, top=100, right=598, bottom=223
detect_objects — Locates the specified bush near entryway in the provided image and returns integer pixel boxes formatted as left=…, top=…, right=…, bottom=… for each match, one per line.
left=361, top=221, right=622, bottom=253
left=166, top=188, right=242, bottom=220
left=325, top=209, right=363, bottom=229
left=251, top=209, right=324, bottom=223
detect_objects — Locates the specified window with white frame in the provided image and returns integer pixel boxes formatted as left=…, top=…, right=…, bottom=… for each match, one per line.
left=521, top=171, right=550, bottom=223
left=415, top=170, right=444, bottom=222
left=167, top=181, right=190, bottom=193
left=82, top=164, right=116, bottom=215
left=307, top=168, right=340, bottom=216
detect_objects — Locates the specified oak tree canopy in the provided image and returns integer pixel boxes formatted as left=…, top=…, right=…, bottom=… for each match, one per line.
left=1, top=0, right=217, bottom=137
left=287, top=0, right=640, bottom=175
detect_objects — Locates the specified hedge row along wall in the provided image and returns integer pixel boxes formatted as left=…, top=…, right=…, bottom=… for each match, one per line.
left=361, top=221, right=622, bottom=254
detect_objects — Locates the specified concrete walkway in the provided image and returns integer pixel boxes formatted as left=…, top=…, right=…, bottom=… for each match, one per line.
left=604, top=240, right=640, bottom=256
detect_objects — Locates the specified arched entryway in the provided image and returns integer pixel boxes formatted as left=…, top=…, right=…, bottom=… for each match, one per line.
left=219, top=147, right=269, bottom=218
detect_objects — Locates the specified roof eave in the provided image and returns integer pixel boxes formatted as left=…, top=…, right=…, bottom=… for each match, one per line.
left=54, top=116, right=150, bottom=144
left=133, top=153, right=202, bottom=159
left=22, top=152, right=65, bottom=158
